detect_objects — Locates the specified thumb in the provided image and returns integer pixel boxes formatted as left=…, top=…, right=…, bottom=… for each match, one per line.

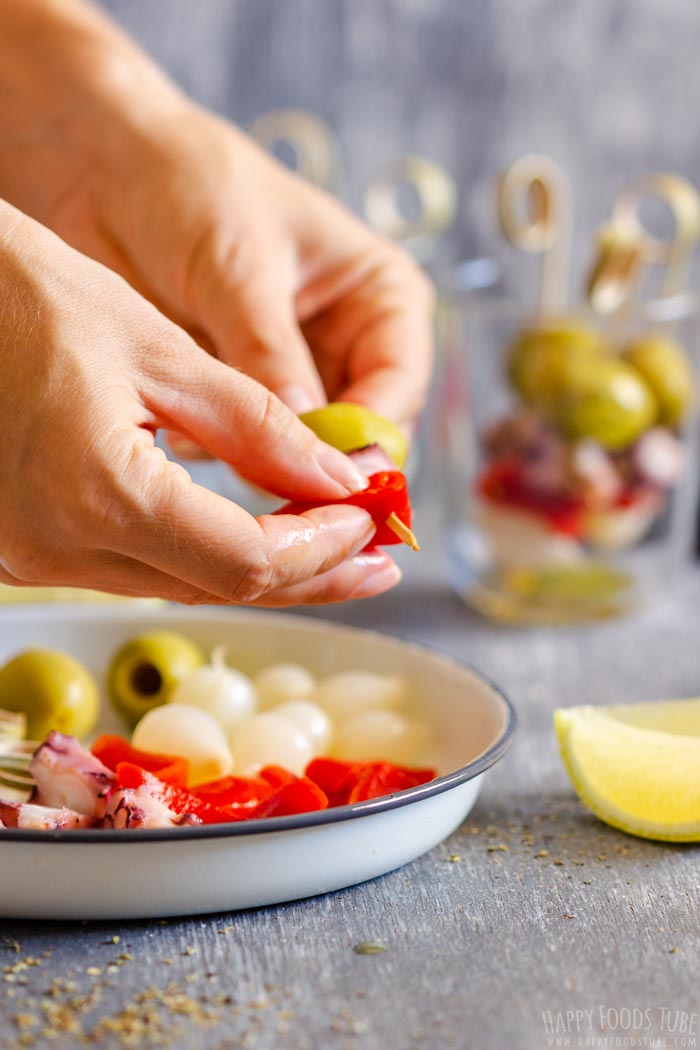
left=140, top=338, right=368, bottom=502
left=190, top=239, right=326, bottom=414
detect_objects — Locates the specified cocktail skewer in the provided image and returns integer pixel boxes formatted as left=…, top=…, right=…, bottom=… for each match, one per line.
left=499, top=154, right=572, bottom=314
left=587, top=174, right=700, bottom=317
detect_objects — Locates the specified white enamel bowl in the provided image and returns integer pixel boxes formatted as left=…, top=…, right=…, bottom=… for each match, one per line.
left=0, top=606, right=515, bottom=920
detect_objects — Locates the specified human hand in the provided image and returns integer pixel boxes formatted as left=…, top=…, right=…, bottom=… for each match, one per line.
left=0, top=200, right=401, bottom=605
left=0, top=0, right=434, bottom=426
left=81, top=115, right=435, bottom=426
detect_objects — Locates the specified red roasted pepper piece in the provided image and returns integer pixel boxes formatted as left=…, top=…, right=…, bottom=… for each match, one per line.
left=197, top=805, right=256, bottom=824
left=479, top=457, right=585, bottom=537
left=258, top=765, right=299, bottom=790
left=345, top=762, right=434, bottom=803
left=252, top=778, right=329, bottom=818
left=191, top=774, right=270, bottom=809
left=115, top=757, right=434, bottom=822
left=305, top=759, right=436, bottom=806
left=117, top=762, right=206, bottom=813
left=92, top=735, right=189, bottom=786
left=274, top=471, right=417, bottom=549
left=304, top=757, right=354, bottom=805
left=116, top=763, right=253, bottom=824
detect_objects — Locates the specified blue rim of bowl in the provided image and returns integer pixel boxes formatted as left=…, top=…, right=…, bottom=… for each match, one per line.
left=0, top=606, right=517, bottom=844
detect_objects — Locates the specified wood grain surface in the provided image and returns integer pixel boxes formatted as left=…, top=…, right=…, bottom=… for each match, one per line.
left=2, top=563, right=700, bottom=1050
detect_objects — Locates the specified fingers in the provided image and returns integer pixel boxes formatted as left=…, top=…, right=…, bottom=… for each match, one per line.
left=188, top=235, right=327, bottom=414
left=0, top=539, right=400, bottom=608
left=113, top=545, right=399, bottom=607
left=249, top=548, right=401, bottom=606
left=7, top=434, right=385, bottom=604
left=334, top=295, right=435, bottom=423
left=101, top=443, right=378, bottom=603
left=0, top=553, right=229, bottom=606
left=138, top=342, right=367, bottom=500
left=102, top=546, right=401, bottom=607
left=301, top=247, right=435, bottom=424
left=285, top=185, right=436, bottom=424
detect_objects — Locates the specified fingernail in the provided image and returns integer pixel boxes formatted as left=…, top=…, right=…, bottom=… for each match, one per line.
left=315, top=446, right=369, bottom=494
left=278, top=383, right=322, bottom=414
left=350, top=561, right=402, bottom=599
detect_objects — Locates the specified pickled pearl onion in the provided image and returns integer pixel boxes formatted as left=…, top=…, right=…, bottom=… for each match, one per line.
left=169, top=665, right=256, bottom=736
left=132, top=704, right=232, bottom=787
left=332, top=709, right=429, bottom=765
left=313, top=671, right=406, bottom=723
left=273, top=700, right=332, bottom=755
left=231, top=713, right=314, bottom=777
left=254, top=663, right=316, bottom=711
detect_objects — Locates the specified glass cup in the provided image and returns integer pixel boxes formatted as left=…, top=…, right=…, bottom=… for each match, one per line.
left=438, top=288, right=700, bottom=623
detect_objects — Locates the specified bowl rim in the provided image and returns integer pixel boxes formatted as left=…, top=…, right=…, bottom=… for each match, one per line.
left=0, top=604, right=517, bottom=845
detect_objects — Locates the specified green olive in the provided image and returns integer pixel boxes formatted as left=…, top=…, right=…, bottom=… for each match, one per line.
left=0, top=649, right=99, bottom=740
left=300, top=403, right=408, bottom=467
left=623, top=336, right=693, bottom=427
left=107, top=631, right=206, bottom=727
left=508, top=323, right=604, bottom=406
left=547, top=356, right=657, bottom=449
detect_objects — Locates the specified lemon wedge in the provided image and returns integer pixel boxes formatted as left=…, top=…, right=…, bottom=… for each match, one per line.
left=555, top=700, right=700, bottom=841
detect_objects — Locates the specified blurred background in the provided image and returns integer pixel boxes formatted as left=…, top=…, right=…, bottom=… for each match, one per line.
left=98, top=0, right=700, bottom=276
left=91, top=0, right=700, bottom=610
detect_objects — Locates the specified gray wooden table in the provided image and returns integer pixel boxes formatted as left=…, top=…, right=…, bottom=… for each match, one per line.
left=2, top=558, right=700, bottom=1050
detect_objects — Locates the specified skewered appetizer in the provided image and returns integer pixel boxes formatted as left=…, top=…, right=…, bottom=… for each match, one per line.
left=476, top=323, right=689, bottom=570
left=286, top=403, right=418, bottom=551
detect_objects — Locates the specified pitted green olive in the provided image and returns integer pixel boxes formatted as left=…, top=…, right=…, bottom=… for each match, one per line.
left=547, top=356, right=657, bottom=449
left=107, top=631, right=207, bottom=727
left=623, top=336, right=693, bottom=428
left=508, top=323, right=603, bottom=406
left=300, top=403, right=408, bottom=467
left=0, top=649, right=99, bottom=740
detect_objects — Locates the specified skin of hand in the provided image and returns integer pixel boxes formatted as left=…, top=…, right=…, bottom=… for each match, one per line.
left=0, top=199, right=403, bottom=606
left=0, top=0, right=435, bottom=428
